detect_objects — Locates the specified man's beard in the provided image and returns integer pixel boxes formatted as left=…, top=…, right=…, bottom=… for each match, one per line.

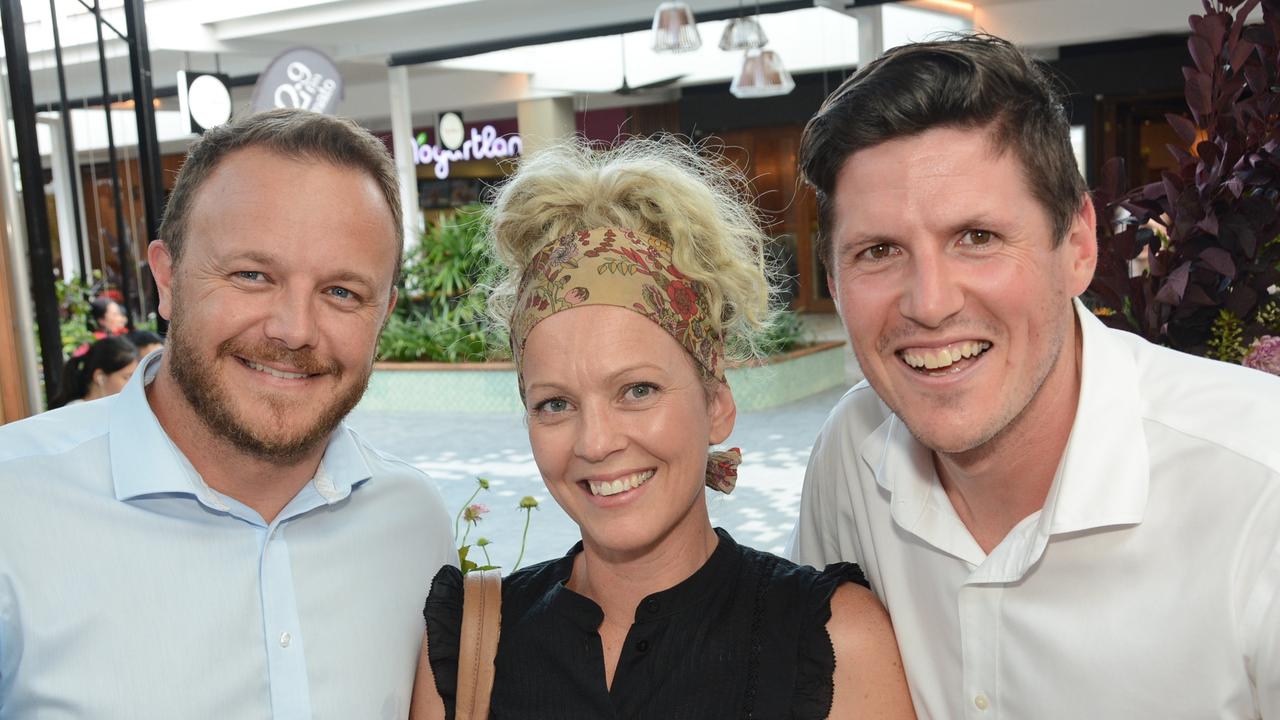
left=165, top=306, right=372, bottom=466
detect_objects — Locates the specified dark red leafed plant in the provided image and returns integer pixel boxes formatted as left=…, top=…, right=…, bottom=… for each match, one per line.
left=1088, top=0, right=1280, bottom=364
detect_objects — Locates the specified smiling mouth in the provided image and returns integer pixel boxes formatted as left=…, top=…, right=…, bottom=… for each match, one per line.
left=585, top=469, right=655, bottom=497
left=237, top=357, right=314, bottom=380
left=899, top=341, right=991, bottom=375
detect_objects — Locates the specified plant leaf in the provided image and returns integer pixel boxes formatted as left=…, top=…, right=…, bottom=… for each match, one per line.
left=1165, top=113, right=1200, bottom=146
left=1183, top=68, right=1214, bottom=120
left=1155, top=261, right=1193, bottom=305
left=1229, top=38, right=1257, bottom=72
left=1188, top=34, right=1217, bottom=74
left=1199, top=246, right=1236, bottom=276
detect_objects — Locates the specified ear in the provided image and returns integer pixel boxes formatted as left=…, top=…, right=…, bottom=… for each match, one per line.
left=93, top=369, right=106, bottom=386
left=386, top=286, right=399, bottom=318
left=708, top=381, right=737, bottom=445
left=148, top=240, right=175, bottom=321
left=1063, top=194, right=1099, bottom=297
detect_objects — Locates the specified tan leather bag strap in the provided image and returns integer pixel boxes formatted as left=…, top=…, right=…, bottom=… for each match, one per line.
left=455, top=569, right=501, bottom=720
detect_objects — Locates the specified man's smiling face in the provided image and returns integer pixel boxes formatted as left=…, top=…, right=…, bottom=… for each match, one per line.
left=826, top=125, right=1096, bottom=455
left=154, top=147, right=399, bottom=464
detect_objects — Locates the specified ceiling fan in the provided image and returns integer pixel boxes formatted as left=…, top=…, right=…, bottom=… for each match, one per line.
left=614, top=35, right=685, bottom=96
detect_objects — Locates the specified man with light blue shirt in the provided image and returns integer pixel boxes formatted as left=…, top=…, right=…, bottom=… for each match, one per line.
left=0, top=108, right=454, bottom=718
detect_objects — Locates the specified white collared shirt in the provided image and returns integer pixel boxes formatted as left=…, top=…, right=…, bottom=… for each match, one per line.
left=0, top=351, right=455, bottom=719
left=788, top=300, right=1280, bottom=719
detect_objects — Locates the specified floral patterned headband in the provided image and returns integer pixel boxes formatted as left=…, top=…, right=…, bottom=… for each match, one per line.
left=511, top=226, right=725, bottom=383
left=511, top=226, right=740, bottom=494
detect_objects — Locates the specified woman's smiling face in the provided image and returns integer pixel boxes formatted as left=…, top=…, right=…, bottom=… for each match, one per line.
left=520, top=305, right=736, bottom=559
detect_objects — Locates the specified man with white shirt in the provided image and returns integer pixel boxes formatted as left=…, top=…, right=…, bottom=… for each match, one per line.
left=0, top=109, right=454, bottom=718
left=788, top=34, right=1280, bottom=718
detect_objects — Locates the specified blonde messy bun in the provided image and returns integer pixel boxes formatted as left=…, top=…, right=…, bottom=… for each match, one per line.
left=485, top=136, right=775, bottom=361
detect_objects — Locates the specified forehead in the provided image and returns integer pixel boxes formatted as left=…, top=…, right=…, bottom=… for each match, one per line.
left=830, top=127, right=1038, bottom=234
left=185, top=148, right=399, bottom=273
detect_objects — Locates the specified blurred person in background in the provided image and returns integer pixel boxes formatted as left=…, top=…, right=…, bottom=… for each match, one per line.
left=126, top=329, right=164, bottom=359
left=0, top=108, right=454, bottom=718
left=411, top=138, right=913, bottom=720
left=49, top=335, right=139, bottom=409
left=88, top=296, right=129, bottom=337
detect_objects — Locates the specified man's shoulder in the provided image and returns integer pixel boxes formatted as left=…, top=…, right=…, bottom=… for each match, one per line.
left=1121, top=329, right=1280, bottom=471
left=341, top=424, right=438, bottom=491
left=818, top=380, right=894, bottom=443
left=0, top=401, right=111, bottom=469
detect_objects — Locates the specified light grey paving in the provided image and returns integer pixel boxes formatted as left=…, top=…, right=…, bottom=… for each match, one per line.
left=345, top=384, right=854, bottom=571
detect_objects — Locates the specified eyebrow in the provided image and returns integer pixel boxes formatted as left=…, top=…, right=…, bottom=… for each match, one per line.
left=523, top=362, right=671, bottom=395
left=221, top=251, right=378, bottom=290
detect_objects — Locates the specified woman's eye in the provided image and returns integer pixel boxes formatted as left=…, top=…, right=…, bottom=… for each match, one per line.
left=961, top=229, right=994, bottom=246
left=535, top=398, right=569, bottom=414
left=625, top=383, right=658, bottom=400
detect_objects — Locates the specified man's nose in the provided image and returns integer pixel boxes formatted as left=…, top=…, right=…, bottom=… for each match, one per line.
left=900, top=251, right=965, bottom=328
left=263, top=287, right=320, bottom=350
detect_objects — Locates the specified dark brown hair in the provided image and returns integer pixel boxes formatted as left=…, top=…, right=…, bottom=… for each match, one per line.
left=158, top=108, right=403, bottom=286
left=800, top=33, right=1087, bottom=268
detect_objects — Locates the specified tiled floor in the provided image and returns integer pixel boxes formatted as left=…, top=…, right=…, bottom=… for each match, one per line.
left=346, top=383, right=854, bottom=572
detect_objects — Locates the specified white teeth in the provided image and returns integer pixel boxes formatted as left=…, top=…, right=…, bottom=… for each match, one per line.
left=588, top=469, right=655, bottom=497
left=245, top=360, right=308, bottom=380
left=901, top=341, right=990, bottom=371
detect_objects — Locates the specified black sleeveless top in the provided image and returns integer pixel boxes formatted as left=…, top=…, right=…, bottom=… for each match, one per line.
left=422, top=528, right=866, bottom=719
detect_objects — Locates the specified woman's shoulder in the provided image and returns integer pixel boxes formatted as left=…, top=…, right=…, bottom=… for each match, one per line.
left=734, top=538, right=868, bottom=599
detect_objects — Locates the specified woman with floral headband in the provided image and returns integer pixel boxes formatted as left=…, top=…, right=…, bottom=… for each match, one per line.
left=411, top=138, right=912, bottom=719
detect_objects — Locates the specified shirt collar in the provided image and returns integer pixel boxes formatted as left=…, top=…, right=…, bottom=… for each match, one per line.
left=860, top=298, right=1149, bottom=562
left=109, top=350, right=374, bottom=508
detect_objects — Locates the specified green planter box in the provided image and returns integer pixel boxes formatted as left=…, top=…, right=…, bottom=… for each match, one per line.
left=358, top=341, right=847, bottom=415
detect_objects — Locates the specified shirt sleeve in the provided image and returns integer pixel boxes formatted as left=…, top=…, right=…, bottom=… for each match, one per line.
left=1247, top=535, right=1280, bottom=716
left=422, top=565, right=465, bottom=720
left=790, top=563, right=870, bottom=719
left=786, top=423, right=845, bottom=569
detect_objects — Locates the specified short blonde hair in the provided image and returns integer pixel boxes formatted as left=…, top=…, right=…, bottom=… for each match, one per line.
left=486, top=136, right=774, bottom=361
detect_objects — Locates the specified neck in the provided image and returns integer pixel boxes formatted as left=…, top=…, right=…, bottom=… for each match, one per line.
left=935, top=317, right=1084, bottom=554
left=570, top=516, right=719, bottom=624
left=146, top=358, right=324, bottom=524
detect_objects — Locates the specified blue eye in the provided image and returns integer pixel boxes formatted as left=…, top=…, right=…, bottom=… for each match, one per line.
left=535, top=398, right=569, bottom=414
left=236, top=271, right=263, bottom=281
left=328, top=287, right=354, bottom=300
left=625, top=383, right=658, bottom=400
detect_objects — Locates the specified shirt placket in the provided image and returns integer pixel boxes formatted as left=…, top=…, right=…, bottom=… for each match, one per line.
left=259, top=517, right=313, bottom=719
left=958, top=581, right=1001, bottom=720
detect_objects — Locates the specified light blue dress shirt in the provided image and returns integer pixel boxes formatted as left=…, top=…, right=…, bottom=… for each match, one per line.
left=0, top=352, right=455, bottom=719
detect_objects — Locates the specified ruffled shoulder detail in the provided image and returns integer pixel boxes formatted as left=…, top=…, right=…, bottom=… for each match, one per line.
left=423, top=564, right=465, bottom=720
left=791, top=562, right=868, bottom=719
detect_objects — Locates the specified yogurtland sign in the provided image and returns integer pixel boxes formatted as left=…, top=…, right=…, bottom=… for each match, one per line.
left=413, top=125, right=522, bottom=179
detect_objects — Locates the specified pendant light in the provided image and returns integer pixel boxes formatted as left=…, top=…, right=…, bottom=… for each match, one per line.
left=651, top=2, right=702, bottom=53
left=719, top=0, right=768, bottom=51
left=730, top=48, right=796, bottom=99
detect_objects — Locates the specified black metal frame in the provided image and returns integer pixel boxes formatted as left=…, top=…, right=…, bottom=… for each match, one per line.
left=1, top=0, right=163, bottom=405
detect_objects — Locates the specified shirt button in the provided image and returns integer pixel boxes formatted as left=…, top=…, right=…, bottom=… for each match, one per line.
left=642, top=598, right=659, bottom=614
left=279, top=632, right=291, bottom=648
left=635, top=640, right=650, bottom=653
left=974, top=694, right=989, bottom=711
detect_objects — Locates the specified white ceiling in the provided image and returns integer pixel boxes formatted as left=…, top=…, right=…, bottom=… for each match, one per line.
left=4, top=0, right=1211, bottom=151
